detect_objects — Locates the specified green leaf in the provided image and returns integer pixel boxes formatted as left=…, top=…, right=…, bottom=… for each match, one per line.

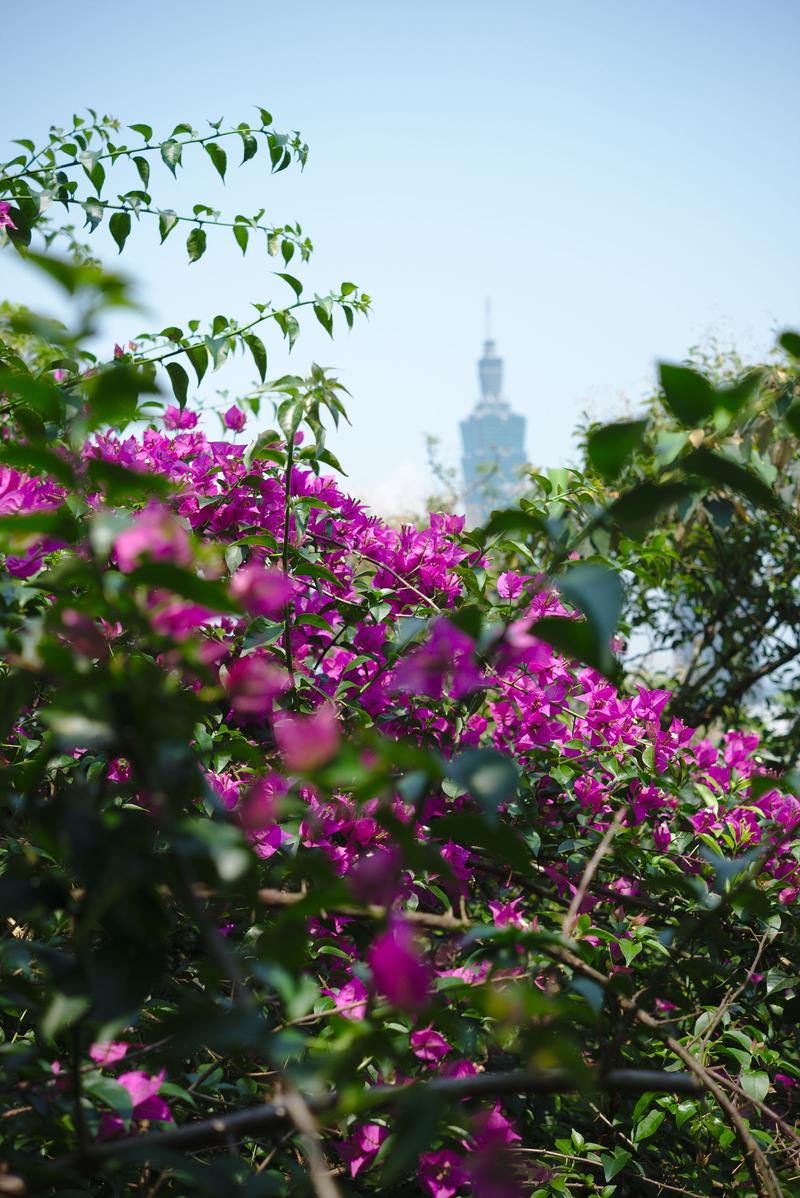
left=558, top=563, right=623, bottom=650
left=86, top=459, right=172, bottom=502
left=204, top=334, right=229, bottom=370
left=683, top=448, right=779, bottom=512
left=380, top=1090, right=445, bottom=1187
left=715, top=368, right=765, bottom=416
left=240, top=132, right=258, bottom=163
left=0, top=444, right=75, bottom=487
left=187, top=227, right=207, bottom=264
left=160, top=139, right=182, bottom=176
left=244, top=333, right=267, bottom=382
left=587, top=419, right=648, bottom=480
left=186, top=343, right=209, bottom=385
left=317, top=447, right=346, bottom=475
left=129, top=562, right=240, bottom=614
left=447, top=748, right=519, bottom=820
left=204, top=141, right=227, bottom=180
left=82, top=198, right=105, bottom=231
left=159, top=210, right=179, bottom=242
left=0, top=507, right=80, bottom=542
left=233, top=224, right=249, bottom=254
left=659, top=363, right=715, bottom=426
left=607, top=481, right=696, bottom=540
left=133, top=155, right=150, bottom=189
left=601, top=1149, right=631, bottom=1182
left=314, top=301, right=334, bottom=337
left=633, top=1108, right=665, bottom=1142
left=739, top=1070, right=770, bottom=1104
left=785, top=400, right=800, bottom=437
left=82, top=362, right=159, bottom=431
left=529, top=615, right=617, bottom=679
left=165, top=362, right=190, bottom=408
left=83, top=1076, right=134, bottom=1125
left=41, top=992, right=90, bottom=1040
left=779, top=330, right=800, bottom=359
left=433, top=812, right=532, bottom=873
left=276, top=272, right=303, bottom=299
left=129, top=123, right=153, bottom=141
left=109, top=210, right=131, bottom=254
left=482, top=509, right=544, bottom=539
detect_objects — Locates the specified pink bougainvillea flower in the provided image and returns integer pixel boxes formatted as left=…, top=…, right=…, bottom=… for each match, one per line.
left=653, top=820, right=672, bottom=851
left=469, top=1145, right=523, bottom=1198
left=368, top=920, right=432, bottom=1013
left=236, top=771, right=287, bottom=830
left=59, top=609, right=109, bottom=660
left=230, top=563, right=292, bottom=617
left=206, top=769, right=241, bottom=811
left=418, top=1149, right=470, bottom=1198
left=150, top=599, right=212, bottom=640
left=89, top=1041, right=129, bottom=1066
left=444, top=1058, right=479, bottom=1079
left=393, top=618, right=483, bottom=700
left=411, top=1026, right=451, bottom=1063
left=275, top=703, right=340, bottom=771
left=439, top=841, right=472, bottom=896
left=163, top=405, right=198, bottom=430
left=654, top=997, right=679, bottom=1013
left=250, top=823, right=291, bottom=860
left=0, top=201, right=17, bottom=230
left=323, top=976, right=369, bottom=1021
left=224, top=655, right=289, bottom=718
left=497, top=571, right=525, bottom=601
left=114, top=505, right=192, bottom=573
left=223, top=404, right=247, bottom=432
left=488, top=897, right=528, bottom=929
left=472, top=1104, right=521, bottom=1149
left=98, top=1069, right=172, bottom=1138
left=467, top=1107, right=523, bottom=1198
left=337, top=1122, right=388, bottom=1177
left=347, top=847, right=402, bottom=905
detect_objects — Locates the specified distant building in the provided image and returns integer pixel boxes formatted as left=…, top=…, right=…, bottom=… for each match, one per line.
left=460, top=325, right=527, bottom=526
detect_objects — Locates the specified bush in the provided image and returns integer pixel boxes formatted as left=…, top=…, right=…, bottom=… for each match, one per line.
left=1, top=108, right=800, bottom=1198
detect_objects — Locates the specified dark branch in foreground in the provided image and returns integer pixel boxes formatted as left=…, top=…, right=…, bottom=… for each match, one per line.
left=52, top=1067, right=704, bottom=1172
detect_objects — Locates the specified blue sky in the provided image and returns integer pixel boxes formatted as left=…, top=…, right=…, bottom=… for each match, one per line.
left=3, top=0, right=799, bottom=512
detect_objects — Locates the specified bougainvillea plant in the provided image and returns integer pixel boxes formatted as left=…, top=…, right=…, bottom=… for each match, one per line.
left=2, top=110, right=800, bottom=1198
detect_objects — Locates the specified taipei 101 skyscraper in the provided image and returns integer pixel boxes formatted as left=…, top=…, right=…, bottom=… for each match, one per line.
left=459, top=303, right=527, bottom=526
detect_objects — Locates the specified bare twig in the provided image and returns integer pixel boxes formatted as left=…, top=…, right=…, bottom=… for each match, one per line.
left=694, top=928, right=773, bottom=1055
left=561, top=808, right=625, bottom=938
left=281, top=1085, right=341, bottom=1198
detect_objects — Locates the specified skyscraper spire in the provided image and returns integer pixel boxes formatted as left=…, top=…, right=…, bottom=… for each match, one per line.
left=478, top=324, right=503, bottom=403
left=460, top=312, right=528, bottom=526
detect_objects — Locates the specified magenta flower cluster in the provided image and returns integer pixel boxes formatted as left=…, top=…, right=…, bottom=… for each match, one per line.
left=9, top=410, right=799, bottom=1195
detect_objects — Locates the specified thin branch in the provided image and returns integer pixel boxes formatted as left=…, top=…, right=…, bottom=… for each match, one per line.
left=694, top=928, right=773, bottom=1055
left=281, top=1085, right=341, bottom=1198
left=561, top=808, right=625, bottom=937
left=258, top=888, right=470, bottom=931
left=50, top=1065, right=703, bottom=1172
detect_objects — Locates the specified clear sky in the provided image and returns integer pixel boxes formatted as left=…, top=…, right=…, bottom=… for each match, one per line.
left=2, top=0, right=799, bottom=513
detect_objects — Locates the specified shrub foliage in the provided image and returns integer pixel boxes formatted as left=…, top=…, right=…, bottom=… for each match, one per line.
left=1, top=109, right=800, bottom=1198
